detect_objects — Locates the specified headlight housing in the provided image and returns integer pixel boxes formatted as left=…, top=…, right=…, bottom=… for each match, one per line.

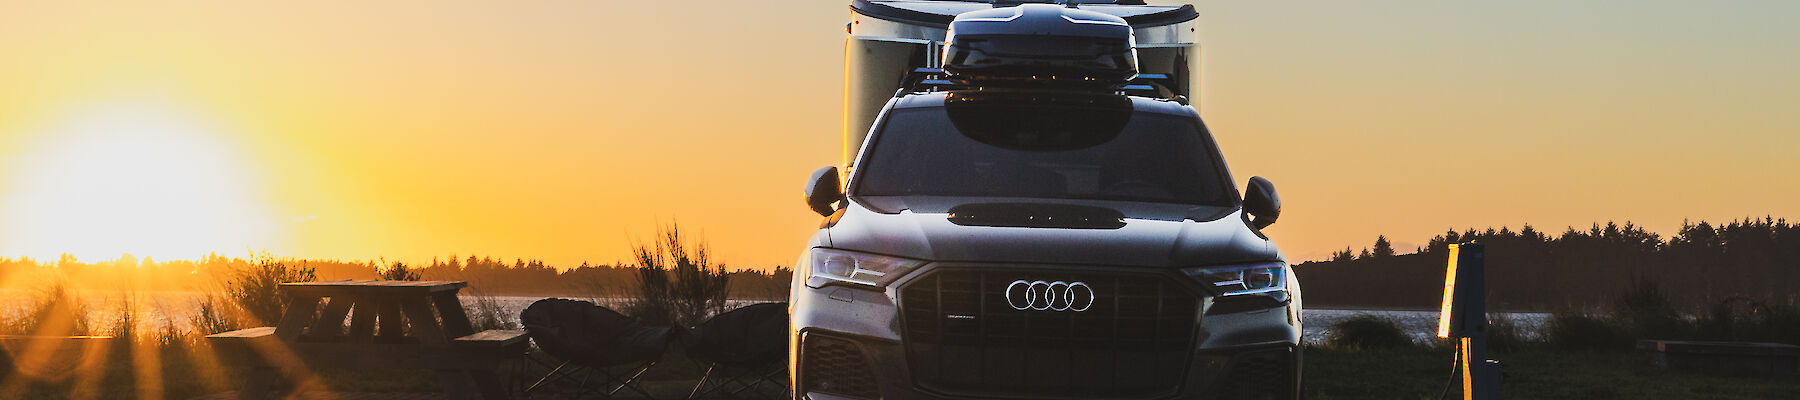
left=805, top=248, right=926, bottom=289
left=1183, top=262, right=1288, bottom=297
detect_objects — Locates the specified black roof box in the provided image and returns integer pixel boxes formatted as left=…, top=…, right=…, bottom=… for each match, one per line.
left=941, top=4, right=1137, bottom=86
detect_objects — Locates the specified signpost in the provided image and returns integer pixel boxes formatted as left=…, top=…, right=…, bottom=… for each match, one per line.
left=1437, top=243, right=1501, bottom=400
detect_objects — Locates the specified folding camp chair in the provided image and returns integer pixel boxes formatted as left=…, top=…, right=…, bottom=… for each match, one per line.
left=683, top=302, right=790, bottom=399
left=519, top=298, right=678, bottom=399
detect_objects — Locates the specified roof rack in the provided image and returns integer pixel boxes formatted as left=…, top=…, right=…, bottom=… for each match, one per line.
left=898, top=67, right=1187, bottom=104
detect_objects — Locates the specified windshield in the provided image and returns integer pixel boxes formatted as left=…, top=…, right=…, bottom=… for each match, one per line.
left=854, top=94, right=1235, bottom=206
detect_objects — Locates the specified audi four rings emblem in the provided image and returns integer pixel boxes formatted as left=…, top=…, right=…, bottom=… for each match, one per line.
left=1005, top=280, right=1094, bottom=311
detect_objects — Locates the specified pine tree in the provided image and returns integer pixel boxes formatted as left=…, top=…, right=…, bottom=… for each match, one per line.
left=1373, top=235, right=1395, bottom=258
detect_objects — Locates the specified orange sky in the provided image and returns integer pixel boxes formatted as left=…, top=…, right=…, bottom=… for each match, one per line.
left=1, top=1, right=1796, bottom=269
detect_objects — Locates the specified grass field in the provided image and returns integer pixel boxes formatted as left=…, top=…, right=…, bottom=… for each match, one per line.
left=1304, top=345, right=1800, bottom=400
left=4, top=342, right=1794, bottom=399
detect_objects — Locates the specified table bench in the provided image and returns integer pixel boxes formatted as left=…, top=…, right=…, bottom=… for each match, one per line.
left=207, top=280, right=528, bottom=399
left=1638, top=339, right=1800, bottom=377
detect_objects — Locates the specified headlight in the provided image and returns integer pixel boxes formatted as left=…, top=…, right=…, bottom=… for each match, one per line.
left=1183, top=262, right=1288, bottom=296
left=806, top=248, right=926, bottom=289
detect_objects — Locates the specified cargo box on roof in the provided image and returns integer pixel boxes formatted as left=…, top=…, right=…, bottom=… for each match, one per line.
left=940, top=4, right=1139, bottom=86
left=844, top=0, right=1199, bottom=166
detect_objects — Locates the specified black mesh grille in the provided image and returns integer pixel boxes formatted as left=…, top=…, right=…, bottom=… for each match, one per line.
left=800, top=333, right=881, bottom=399
left=900, top=269, right=1201, bottom=398
left=1222, top=348, right=1294, bottom=400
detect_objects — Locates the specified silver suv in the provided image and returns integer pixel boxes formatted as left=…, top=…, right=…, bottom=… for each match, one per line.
left=790, top=3, right=1300, bottom=399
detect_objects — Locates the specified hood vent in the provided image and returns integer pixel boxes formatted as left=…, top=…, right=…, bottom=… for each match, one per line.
left=946, top=202, right=1126, bottom=229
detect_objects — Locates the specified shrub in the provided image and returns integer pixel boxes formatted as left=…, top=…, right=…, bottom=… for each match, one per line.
left=7, top=283, right=92, bottom=336
left=1485, top=313, right=1529, bottom=352
left=1696, top=296, right=1754, bottom=341
left=467, top=299, right=514, bottom=331
left=620, top=223, right=732, bottom=327
left=227, top=253, right=317, bottom=325
left=1695, top=296, right=1800, bottom=345
left=379, top=261, right=421, bottom=281
left=462, top=289, right=517, bottom=331
left=1326, top=314, right=1413, bottom=350
left=1759, top=301, right=1800, bottom=346
left=621, top=264, right=675, bottom=326
left=1761, top=302, right=1800, bottom=346
left=154, top=322, right=188, bottom=349
left=1609, top=277, right=1688, bottom=340
left=1544, top=311, right=1630, bottom=351
left=107, top=295, right=138, bottom=343
left=191, top=294, right=237, bottom=335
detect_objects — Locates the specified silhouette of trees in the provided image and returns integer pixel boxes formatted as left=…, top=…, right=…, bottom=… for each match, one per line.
left=1298, top=217, right=1800, bottom=311
left=1372, top=235, right=1394, bottom=258
left=0, top=252, right=792, bottom=300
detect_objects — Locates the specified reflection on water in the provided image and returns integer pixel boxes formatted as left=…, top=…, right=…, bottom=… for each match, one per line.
left=0, top=290, right=221, bottom=330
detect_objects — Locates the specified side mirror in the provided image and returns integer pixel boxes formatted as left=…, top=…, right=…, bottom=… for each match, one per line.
left=804, top=166, right=843, bottom=217
left=1244, top=176, right=1280, bottom=229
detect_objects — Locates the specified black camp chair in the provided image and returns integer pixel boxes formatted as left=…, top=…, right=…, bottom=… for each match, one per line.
left=519, top=298, right=678, bottom=399
left=683, top=302, right=791, bottom=399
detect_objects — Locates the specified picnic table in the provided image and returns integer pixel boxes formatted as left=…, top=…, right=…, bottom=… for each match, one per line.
left=207, top=280, right=528, bottom=400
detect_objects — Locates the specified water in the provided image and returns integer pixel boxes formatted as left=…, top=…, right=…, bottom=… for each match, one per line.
left=0, top=291, right=777, bottom=332
left=0, top=291, right=1547, bottom=344
left=1301, top=308, right=1550, bottom=345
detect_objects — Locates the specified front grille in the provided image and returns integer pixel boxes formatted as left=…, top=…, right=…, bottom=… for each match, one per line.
left=900, top=269, right=1201, bottom=398
left=1222, top=348, right=1294, bottom=400
left=800, top=333, right=881, bottom=399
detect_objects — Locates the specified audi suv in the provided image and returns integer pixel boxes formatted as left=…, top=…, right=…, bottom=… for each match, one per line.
left=790, top=3, right=1301, bottom=400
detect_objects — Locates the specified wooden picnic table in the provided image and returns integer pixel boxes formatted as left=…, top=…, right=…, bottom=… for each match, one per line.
left=207, top=280, right=527, bottom=400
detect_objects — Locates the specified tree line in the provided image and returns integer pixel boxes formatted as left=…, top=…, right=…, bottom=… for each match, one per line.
left=1296, top=217, right=1799, bottom=311
left=0, top=253, right=793, bottom=300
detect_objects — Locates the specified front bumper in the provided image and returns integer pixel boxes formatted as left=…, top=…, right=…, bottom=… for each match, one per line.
left=790, top=263, right=1301, bottom=400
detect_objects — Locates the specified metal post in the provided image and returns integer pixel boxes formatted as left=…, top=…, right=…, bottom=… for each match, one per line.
left=1439, top=243, right=1501, bottom=400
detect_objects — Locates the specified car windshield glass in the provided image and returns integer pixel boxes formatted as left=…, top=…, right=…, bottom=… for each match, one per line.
left=854, top=95, right=1234, bottom=206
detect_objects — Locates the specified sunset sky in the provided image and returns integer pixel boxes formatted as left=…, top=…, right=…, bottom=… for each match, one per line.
left=1, top=1, right=1795, bottom=269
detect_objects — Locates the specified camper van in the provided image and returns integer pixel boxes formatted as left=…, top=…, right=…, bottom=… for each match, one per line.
left=790, top=2, right=1301, bottom=399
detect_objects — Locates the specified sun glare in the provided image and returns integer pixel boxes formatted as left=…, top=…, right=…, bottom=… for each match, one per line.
left=1, top=100, right=280, bottom=262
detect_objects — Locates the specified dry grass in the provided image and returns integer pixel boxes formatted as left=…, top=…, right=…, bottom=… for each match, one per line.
left=225, top=253, right=317, bottom=326
left=1305, top=345, right=1800, bottom=400
left=619, top=223, right=733, bottom=327
left=1325, top=314, right=1415, bottom=350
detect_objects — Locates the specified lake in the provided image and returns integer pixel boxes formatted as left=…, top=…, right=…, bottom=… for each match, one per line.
left=0, top=291, right=1548, bottom=344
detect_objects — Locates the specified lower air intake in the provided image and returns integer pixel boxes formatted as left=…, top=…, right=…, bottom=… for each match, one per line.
left=1223, top=347, right=1295, bottom=400
left=800, top=333, right=881, bottom=399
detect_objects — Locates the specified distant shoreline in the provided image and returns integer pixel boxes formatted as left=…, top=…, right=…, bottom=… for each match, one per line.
left=1306, top=305, right=1549, bottom=314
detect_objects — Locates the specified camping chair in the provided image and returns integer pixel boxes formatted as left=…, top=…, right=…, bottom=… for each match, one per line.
left=519, top=298, right=678, bottom=399
left=683, top=302, right=791, bottom=399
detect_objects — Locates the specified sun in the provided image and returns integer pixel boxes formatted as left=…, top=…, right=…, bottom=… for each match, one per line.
left=1, top=99, right=281, bottom=262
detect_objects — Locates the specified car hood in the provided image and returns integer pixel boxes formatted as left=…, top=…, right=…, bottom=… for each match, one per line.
left=823, top=196, right=1280, bottom=267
